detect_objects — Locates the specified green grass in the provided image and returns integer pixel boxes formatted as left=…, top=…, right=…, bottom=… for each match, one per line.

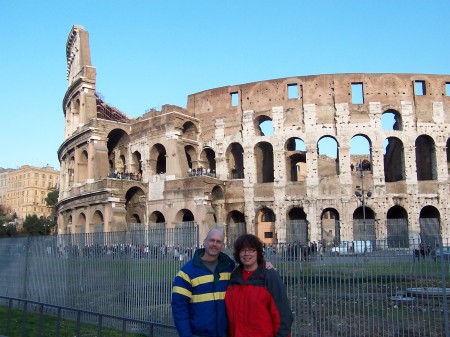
left=0, top=306, right=155, bottom=337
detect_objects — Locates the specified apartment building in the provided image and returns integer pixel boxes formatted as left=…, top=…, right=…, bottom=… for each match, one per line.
left=5, top=165, right=59, bottom=220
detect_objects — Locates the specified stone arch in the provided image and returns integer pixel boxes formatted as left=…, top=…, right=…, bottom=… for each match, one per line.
left=382, top=109, right=403, bottom=131
left=226, top=142, right=244, bottom=179
left=182, top=121, right=198, bottom=141
left=91, top=210, right=104, bottom=229
left=352, top=206, right=375, bottom=241
left=386, top=206, right=409, bottom=248
left=254, top=141, right=274, bottom=183
left=286, top=207, right=308, bottom=244
left=150, top=143, right=166, bottom=175
left=131, top=151, right=142, bottom=176
left=68, top=156, right=75, bottom=186
left=200, top=147, right=216, bottom=173
left=125, top=186, right=146, bottom=224
left=255, top=115, right=274, bottom=136
left=256, top=207, right=276, bottom=245
left=76, top=212, right=86, bottom=234
left=149, top=211, right=165, bottom=224
left=318, top=136, right=339, bottom=176
left=78, top=150, right=88, bottom=183
left=67, top=215, right=73, bottom=234
left=147, top=211, right=166, bottom=245
left=107, top=128, right=130, bottom=174
left=384, top=137, right=405, bottom=182
left=175, top=209, right=195, bottom=225
left=119, top=155, right=126, bottom=173
left=211, top=185, right=224, bottom=200
left=415, top=135, right=437, bottom=181
left=285, top=137, right=306, bottom=182
left=226, top=210, right=246, bottom=245
left=185, top=145, right=198, bottom=171
left=350, top=134, right=372, bottom=173
left=320, top=208, right=340, bottom=246
left=419, top=205, right=441, bottom=246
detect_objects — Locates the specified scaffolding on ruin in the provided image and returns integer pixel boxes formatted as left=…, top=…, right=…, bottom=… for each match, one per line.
left=95, top=92, right=129, bottom=123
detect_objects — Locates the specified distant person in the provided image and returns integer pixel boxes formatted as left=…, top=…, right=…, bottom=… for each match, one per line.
left=225, top=234, right=293, bottom=337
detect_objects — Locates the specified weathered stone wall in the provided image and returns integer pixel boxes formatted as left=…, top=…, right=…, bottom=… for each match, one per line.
left=57, top=26, right=450, bottom=246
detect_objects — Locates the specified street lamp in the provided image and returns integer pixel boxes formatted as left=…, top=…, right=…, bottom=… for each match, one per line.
left=355, top=160, right=372, bottom=252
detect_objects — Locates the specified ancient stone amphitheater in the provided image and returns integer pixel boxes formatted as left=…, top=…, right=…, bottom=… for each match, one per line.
left=57, top=25, right=450, bottom=248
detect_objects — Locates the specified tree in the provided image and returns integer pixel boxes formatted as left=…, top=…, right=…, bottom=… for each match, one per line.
left=45, top=190, right=59, bottom=207
left=23, top=214, right=50, bottom=236
left=0, top=224, right=18, bottom=237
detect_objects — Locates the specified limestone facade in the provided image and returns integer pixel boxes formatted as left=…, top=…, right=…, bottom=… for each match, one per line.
left=4, top=165, right=59, bottom=220
left=0, top=168, right=13, bottom=209
left=57, top=26, right=450, bottom=247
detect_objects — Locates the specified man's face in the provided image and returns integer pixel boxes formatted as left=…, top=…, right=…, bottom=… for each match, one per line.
left=203, top=231, right=224, bottom=260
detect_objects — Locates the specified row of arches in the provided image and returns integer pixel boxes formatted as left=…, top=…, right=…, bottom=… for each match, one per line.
left=104, top=130, right=449, bottom=188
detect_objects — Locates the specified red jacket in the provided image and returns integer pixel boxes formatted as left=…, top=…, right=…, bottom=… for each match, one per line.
left=225, top=264, right=293, bottom=337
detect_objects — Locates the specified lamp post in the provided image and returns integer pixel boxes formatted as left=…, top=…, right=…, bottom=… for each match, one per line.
left=355, top=160, right=372, bottom=252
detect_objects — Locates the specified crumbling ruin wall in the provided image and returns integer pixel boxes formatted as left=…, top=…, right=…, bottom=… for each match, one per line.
left=58, top=26, right=450, bottom=246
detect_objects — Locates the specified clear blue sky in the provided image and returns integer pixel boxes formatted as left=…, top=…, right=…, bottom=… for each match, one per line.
left=1, top=1, right=449, bottom=170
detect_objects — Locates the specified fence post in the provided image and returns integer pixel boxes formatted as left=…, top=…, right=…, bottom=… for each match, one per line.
left=439, top=236, right=450, bottom=337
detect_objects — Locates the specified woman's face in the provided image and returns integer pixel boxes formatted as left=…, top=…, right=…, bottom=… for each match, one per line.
left=239, top=247, right=258, bottom=270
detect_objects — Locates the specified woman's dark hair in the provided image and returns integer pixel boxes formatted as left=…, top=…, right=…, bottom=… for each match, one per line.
left=233, top=234, right=265, bottom=266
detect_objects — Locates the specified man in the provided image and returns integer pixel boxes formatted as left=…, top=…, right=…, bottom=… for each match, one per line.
left=171, top=229, right=234, bottom=337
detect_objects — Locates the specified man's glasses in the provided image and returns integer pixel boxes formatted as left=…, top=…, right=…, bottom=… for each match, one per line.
left=240, top=248, right=256, bottom=254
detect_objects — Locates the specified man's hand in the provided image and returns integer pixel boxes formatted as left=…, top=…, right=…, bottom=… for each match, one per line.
left=265, top=261, right=276, bottom=270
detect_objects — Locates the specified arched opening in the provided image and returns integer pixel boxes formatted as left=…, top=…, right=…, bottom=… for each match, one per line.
left=226, top=211, right=246, bottom=246
left=386, top=206, right=409, bottom=248
left=76, top=213, right=86, bottom=234
left=419, top=206, right=441, bottom=246
left=125, top=187, right=146, bottom=225
left=200, top=148, right=216, bottom=174
left=131, top=151, right=142, bottom=177
left=148, top=211, right=166, bottom=245
left=107, top=129, right=130, bottom=174
left=382, top=109, right=402, bottom=131
left=384, top=137, right=405, bottom=182
left=255, top=115, right=274, bottom=136
left=119, top=155, right=126, bottom=173
left=415, top=135, right=437, bottom=181
left=78, top=150, right=88, bottom=183
left=174, top=209, right=195, bottom=247
left=91, top=210, right=104, bottom=245
left=286, top=207, right=308, bottom=244
left=350, top=135, right=372, bottom=173
left=149, top=211, right=165, bottom=224
left=352, top=206, right=375, bottom=241
left=67, top=215, right=73, bottom=234
left=91, top=210, right=103, bottom=228
left=285, top=138, right=306, bottom=182
left=68, top=157, right=75, bottom=186
left=321, top=208, right=340, bottom=247
left=226, top=143, right=244, bottom=179
left=318, top=136, right=339, bottom=176
left=175, top=209, right=195, bottom=226
left=256, top=207, right=275, bottom=245
left=211, top=186, right=224, bottom=200
left=182, top=121, right=198, bottom=141
left=185, top=145, right=198, bottom=173
left=150, top=144, right=166, bottom=175
left=254, top=142, right=274, bottom=183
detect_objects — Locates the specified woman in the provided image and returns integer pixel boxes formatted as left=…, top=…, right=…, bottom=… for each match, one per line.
left=225, top=234, right=293, bottom=337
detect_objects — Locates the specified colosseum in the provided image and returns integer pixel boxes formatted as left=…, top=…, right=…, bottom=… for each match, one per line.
left=56, top=25, right=450, bottom=248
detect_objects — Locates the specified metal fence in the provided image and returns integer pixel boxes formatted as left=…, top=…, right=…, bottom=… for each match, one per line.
left=0, top=228, right=449, bottom=337
left=0, top=295, right=177, bottom=337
